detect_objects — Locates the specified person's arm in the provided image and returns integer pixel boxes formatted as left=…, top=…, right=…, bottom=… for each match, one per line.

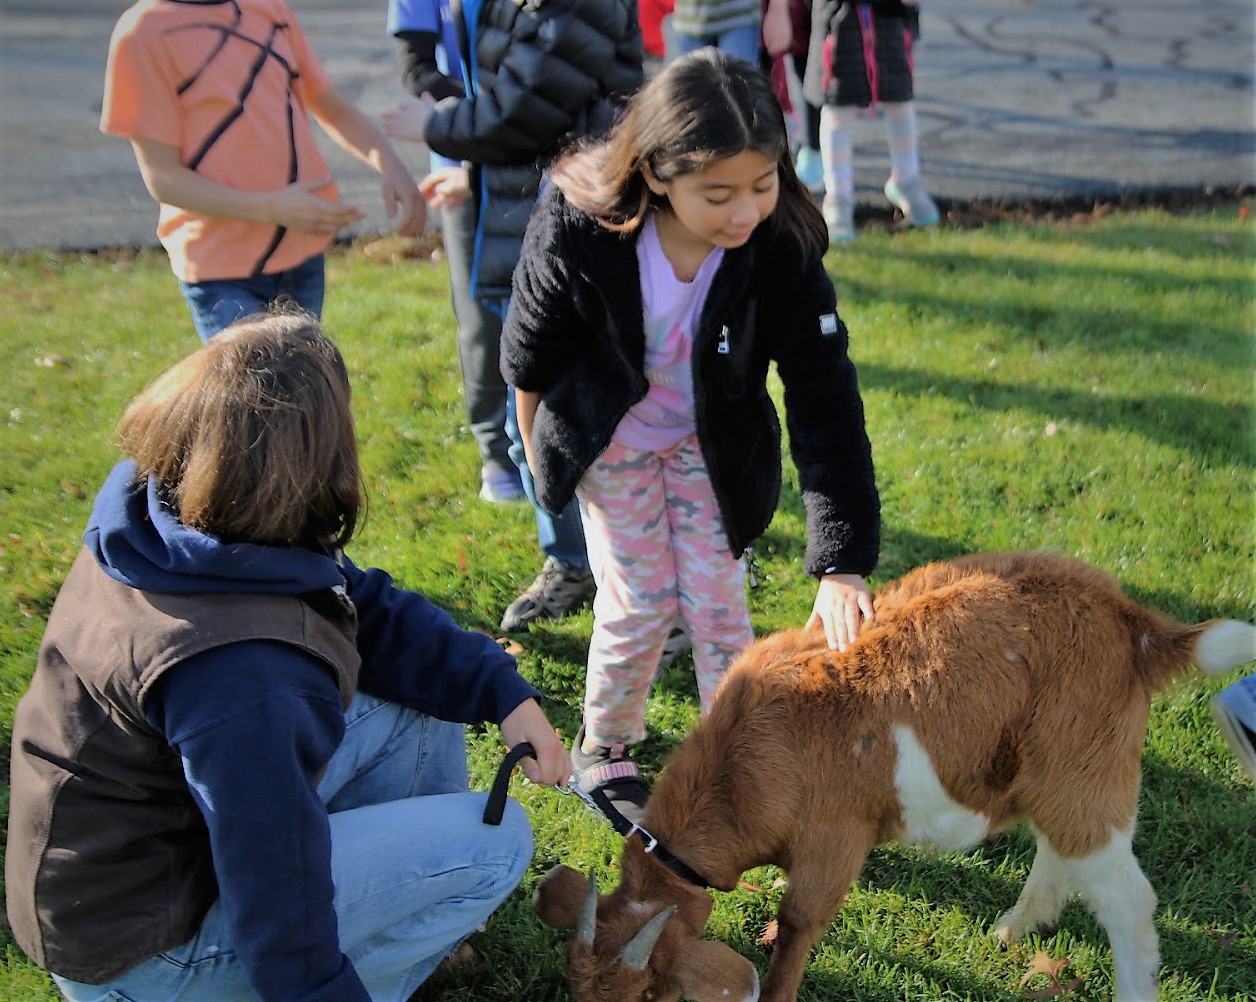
left=145, top=643, right=371, bottom=1002
left=514, top=388, right=541, bottom=476
left=423, top=0, right=640, bottom=165
left=762, top=0, right=794, bottom=56
left=307, top=86, right=426, bottom=236
left=344, top=558, right=569, bottom=784
left=773, top=254, right=880, bottom=648
left=129, top=136, right=365, bottom=234
left=395, top=29, right=464, bottom=100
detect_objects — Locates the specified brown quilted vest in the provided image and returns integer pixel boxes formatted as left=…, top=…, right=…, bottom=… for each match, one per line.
left=5, top=548, right=359, bottom=982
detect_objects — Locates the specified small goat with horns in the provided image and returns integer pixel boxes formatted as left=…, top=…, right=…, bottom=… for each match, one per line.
left=534, top=551, right=1255, bottom=1002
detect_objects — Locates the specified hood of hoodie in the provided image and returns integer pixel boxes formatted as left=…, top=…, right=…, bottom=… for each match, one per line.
left=84, top=461, right=346, bottom=596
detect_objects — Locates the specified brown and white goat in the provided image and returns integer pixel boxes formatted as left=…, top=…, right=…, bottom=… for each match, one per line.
left=535, top=551, right=1255, bottom=1002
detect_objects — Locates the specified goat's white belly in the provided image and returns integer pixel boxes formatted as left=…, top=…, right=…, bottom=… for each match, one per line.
left=891, top=724, right=990, bottom=852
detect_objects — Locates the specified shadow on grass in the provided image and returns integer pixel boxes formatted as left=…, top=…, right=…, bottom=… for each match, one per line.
left=857, top=363, right=1253, bottom=470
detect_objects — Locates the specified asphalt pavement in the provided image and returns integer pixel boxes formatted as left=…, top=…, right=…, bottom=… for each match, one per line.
left=0, top=0, right=1251, bottom=252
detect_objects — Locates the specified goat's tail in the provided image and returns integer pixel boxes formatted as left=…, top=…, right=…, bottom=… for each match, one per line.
left=1192, top=619, right=1256, bottom=676
left=1130, top=611, right=1255, bottom=693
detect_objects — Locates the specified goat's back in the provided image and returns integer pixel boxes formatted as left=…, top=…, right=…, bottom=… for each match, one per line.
left=665, top=552, right=1218, bottom=859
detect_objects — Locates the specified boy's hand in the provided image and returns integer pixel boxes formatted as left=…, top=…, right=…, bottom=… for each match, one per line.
left=380, top=163, right=426, bottom=236
left=418, top=166, right=472, bottom=210
left=382, top=94, right=437, bottom=143
left=269, top=178, right=364, bottom=234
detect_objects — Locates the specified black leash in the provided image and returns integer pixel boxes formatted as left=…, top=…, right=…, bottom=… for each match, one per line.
left=486, top=744, right=714, bottom=889
left=482, top=741, right=536, bottom=826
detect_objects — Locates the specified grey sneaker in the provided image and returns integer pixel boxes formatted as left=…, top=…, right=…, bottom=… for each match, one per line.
left=499, top=557, right=594, bottom=631
left=884, top=176, right=940, bottom=226
left=823, top=194, right=856, bottom=244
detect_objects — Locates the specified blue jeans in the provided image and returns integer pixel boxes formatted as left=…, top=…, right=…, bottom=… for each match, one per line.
left=179, top=254, right=326, bottom=341
left=505, top=385, right=588, bottom=567
left=52, top=692, right=532, bottom=1002
left=671, top=25, right=762, bottom=63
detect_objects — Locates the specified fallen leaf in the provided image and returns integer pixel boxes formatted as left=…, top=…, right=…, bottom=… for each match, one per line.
left=737, top=880, right=763, bottom=893
left=1020, top=949, right=1070, bottom=988
left=1044, top=421, right=1059, bottom=437
left=757, top=920, right=778, bottom=949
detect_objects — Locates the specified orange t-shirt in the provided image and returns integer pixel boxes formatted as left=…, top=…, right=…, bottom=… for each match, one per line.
left=101, top=0, right=340, bottom=282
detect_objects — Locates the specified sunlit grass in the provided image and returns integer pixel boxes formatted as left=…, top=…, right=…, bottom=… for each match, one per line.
left=1, top=201, right=1252, bottom=1000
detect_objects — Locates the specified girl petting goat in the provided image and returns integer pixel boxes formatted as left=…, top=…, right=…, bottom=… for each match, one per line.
left=535, top=551, right=1255, bottom=1002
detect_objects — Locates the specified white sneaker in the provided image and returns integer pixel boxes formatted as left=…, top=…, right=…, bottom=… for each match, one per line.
left=794, top=147, right=824, bottom=195
left=884, top=176, right=940, bottom=226
left=823, top=194, right=856, bottom=244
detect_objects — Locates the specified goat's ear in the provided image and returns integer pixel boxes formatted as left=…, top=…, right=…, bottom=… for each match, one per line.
left=533, top=863, right=590, bottom=930
left=672, top=939, right=761, bottom=1002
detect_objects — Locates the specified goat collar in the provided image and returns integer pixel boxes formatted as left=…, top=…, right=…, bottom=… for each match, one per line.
left=622, top=818, right=714, bottom=889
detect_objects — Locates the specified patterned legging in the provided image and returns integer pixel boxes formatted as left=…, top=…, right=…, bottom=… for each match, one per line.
left=576, top=434, right=755, bottom=747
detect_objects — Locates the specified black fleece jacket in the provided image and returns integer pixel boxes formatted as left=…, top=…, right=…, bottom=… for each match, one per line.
left=501, top=189, right=881, bottom=578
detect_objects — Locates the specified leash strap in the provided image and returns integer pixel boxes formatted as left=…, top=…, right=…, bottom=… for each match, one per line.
left=482, top=742, right=536, bottom=826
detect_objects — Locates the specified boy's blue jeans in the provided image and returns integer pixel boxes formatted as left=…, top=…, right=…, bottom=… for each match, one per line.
left=52, top=692, right=532, bottom=1002
left=179, top=254, right=326, bottom=341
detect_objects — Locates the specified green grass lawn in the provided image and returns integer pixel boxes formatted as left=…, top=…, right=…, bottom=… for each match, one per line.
left=1, top=202, right=1253, bottom=1001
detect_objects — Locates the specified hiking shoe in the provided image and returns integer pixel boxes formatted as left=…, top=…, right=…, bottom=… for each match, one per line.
left=823, top=194, right=856, bottom=244
left=1211, top=689, right=1256, bottom=782
left=499, top=557, right=594, bottom=631
left=795, top=146, right=824, bottom=195
left=571, top=725, right=649, bottom=828
left=658, top=622, right=691, bottom=671
left=884, top=176, right=940, bottom=227
left=478, top=464, right=525, bottom=504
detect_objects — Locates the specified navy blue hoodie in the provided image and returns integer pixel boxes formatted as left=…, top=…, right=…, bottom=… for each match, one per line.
left=85, top=461, right=541, bottom=1001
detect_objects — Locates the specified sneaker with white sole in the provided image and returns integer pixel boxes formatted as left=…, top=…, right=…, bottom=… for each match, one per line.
left=884, top=176, right=940, bottom=227
left=794, top=146, right=824, bottom=196
left=1211, top=683, right=1256, bottom=782
left=499, top=556, right=594, bottom=631
left=478, top=464, right=525, bottom=504
left=823, top=194, right=856, bottom=244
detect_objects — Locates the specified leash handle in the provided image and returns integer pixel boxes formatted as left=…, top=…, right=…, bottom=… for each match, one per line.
left=482, top=741, right=537, bottom=825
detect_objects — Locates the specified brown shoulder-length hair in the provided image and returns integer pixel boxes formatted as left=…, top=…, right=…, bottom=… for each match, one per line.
left=117, top=312, right=363, bottom=549
left=550, top=48, right=828, bottom=258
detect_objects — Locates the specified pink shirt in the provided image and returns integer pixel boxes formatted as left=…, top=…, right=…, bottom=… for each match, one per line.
left=614, top=214, right=724, bottom=452
left=101, top=0, right=338, bottom=282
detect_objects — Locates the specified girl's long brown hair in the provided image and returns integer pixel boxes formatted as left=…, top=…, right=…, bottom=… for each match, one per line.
left=117, top=312, right=363, bottom=549
left=550, top=48, right=828, bottom=258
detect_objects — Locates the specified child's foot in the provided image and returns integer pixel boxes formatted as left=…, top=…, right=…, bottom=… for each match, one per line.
left=571, top=725, right=649, bottom=828
left=499, top=557, right=593, bottom=631
left=884, top=176, right=940, bottom=227
left=1211, top=688, right=1256, bottom=782
left=823, top=194, right=856, bottom=244
left=478, top=463, right=525, bottom=504
left=794, top=146, right=825, bottom=196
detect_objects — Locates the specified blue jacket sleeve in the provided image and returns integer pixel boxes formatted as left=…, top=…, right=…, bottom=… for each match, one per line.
left=342, top=556, right=542, bottom=724
left=145, top=643, right=370, bottom=1002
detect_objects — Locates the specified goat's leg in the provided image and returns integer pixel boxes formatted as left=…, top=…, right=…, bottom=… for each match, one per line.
left=1062, top=827, right=1160, bottom=1002
left=761, top=831, right=872, bottom=1002
left=994, top=829, right=1071, bottom=946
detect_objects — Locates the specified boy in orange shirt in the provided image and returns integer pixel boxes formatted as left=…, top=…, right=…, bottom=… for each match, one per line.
left=102, top=0, right=425, bottom=339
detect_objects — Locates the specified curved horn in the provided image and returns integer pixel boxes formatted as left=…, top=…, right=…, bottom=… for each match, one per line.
left=619, top=905, right=677, bottom=972
left=576, top=868, right=599, bottom=947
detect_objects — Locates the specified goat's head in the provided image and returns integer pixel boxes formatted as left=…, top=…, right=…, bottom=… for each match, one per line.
left=534, top=863, right=761, bottom=1002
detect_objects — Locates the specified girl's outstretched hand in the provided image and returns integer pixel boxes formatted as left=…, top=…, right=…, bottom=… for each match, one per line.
left=499, top=698, right=571, bottom=787
left=806, top=573, right=875, bottom=652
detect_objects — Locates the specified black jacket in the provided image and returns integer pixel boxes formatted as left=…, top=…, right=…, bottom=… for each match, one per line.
left=423, top=0, right=643, bottom=302
left=502, top=189, right=881, bottom=578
